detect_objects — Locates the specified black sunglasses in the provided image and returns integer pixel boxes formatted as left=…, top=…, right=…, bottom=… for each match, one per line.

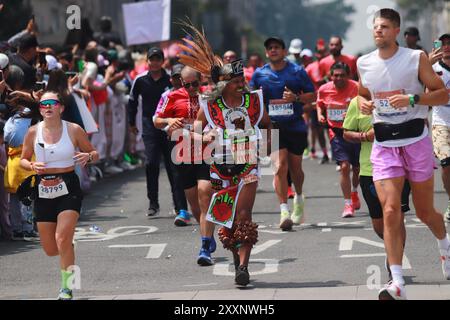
left=183, top=80, right=200, bottom=89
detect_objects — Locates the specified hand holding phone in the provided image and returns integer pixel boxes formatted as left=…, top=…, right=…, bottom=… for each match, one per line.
left=434, top=40, right=442, bottom=49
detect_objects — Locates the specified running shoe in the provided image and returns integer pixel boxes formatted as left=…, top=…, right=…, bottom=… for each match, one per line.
left=57, top=288, right=73, bottom=300
left=197, top=248, right=214, bottom=266
left=342, top=203, right=355, bottom=218
left=378, top=281, right=406, bottom=300
left=287, top=186, right=295, bottom=199
left=23, top=230, right=40, bottom=242
left=303, top=148, right=310, bottom=159
left=319, top=154, right=330, bottom=165
left=279, top=210, right=293, bottom=231
left=440, top=245, right=450, bottom=280
left=104, top=165, right=124, bottom=174
left=120, top=161, right=137, bottom=171
left=444, top=204, right=450, bottom=222
left=235, top=265, right=250, bottom=286
left=147, top=203, right=160, bottom=217
left=174, top=210, right=191, bottom=227
left=351, top=191, right=361, bottom=210
left=291, top=194, right=305, bottom=225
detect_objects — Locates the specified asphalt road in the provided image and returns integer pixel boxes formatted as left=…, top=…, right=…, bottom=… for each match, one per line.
left=1, top=155, right=449, bottom=299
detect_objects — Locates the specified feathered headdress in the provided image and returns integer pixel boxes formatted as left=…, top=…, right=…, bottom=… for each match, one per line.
left=177, top=20, right=244, bottom=85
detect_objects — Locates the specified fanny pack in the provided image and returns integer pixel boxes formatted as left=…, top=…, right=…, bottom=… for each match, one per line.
left=373, top=118, right=425, bottom=142
left=215, top=163, right=248, bottom=177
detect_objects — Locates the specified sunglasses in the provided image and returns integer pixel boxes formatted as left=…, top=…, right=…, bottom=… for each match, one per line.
left=183, top=80, right=200, bottom=89
left=39, top=99, right=61, bottom=108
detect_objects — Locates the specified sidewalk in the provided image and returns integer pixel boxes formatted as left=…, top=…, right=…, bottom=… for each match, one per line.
left=77, top=284, right=450, bottom=300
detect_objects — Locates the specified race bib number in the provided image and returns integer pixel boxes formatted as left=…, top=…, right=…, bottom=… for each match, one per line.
left=38, top=177, right=69, bottom=199
left=374, top=90, right=407, bottom=116
left=268, top=99, right=294, bottom=117
left=327, top=107, right=346, bottom=121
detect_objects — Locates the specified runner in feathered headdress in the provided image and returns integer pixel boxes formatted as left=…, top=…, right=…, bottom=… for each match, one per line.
left=178, top=21, right=273, bottom=286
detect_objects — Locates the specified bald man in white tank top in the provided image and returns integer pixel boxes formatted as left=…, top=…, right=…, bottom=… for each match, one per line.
left=358, top=8, right=450, bottom=300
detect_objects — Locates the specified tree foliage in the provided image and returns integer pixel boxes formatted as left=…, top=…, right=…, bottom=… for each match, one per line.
left=396, top=0, right=447, bottom=21
left=254, top=0, right=355, bottom=50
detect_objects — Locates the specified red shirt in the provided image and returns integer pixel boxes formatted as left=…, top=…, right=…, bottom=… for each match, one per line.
left=158, top=88, right=203, bottom=163
left=305, top=61, right=322, bottom=90
left=319, top=54, right=357, bottom=80
left=317, top=80, right=358, bottom=140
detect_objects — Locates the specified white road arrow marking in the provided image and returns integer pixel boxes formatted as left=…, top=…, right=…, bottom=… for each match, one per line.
left=339, top=236, right=411, bottom=269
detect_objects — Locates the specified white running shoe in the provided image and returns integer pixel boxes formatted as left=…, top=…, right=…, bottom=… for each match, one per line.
left=291, top=194, right=305, bottom=225
left=120, top=161, right=137, bottom=171
left=104, top=165, right=124, bottom=174
left=378, top=281, right=407, bottom=300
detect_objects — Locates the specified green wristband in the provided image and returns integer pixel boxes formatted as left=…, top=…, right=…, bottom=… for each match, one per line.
left=409, top=94, right=415, bottom=108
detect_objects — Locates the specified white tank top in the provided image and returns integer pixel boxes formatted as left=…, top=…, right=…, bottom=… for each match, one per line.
left=432, top=62, right=450, bottom=127
left=35, top=120, right=76, bottom=168
left=357, top=47, right=428, bottom=147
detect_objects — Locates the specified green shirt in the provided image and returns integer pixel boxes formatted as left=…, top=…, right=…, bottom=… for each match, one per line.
left=343, top=97, right=373, bottom=177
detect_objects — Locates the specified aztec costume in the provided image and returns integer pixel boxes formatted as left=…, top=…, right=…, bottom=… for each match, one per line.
left=178, top=22, right=263, bottom=255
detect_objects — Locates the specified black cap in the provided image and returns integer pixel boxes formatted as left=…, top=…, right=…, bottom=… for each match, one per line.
left=147, top=47, right=164, bottom=60
left=171, top=64, right=184, bottom=76
left=404, top=27, right=420, bottom=40
left=439, top=33, right=450, bottom=41
left=264, top=37, right=286, bottom=49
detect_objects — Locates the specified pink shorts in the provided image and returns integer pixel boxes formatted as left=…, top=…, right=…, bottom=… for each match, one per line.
left=371, top=136, right=435, bottom=182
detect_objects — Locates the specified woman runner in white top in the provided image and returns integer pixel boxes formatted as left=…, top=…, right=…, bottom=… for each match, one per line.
left=20, top=91, right=99, bottom=300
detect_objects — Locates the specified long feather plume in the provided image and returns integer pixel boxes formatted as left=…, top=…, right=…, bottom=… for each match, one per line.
left=177, top=19, right=223, bottom=76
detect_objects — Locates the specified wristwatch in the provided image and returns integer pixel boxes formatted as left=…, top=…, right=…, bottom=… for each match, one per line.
left=414, top=94, right=420, bottom=104
left=87, top=152, right=93, bottom=163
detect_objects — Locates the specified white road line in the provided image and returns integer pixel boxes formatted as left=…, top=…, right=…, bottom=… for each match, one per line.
left=183, top=283, right=218, bottom=287
left=108, top=244, right=167, bottom=259
left=252, top=240, right=282, bottom=255
left=322, top=228, right=332, bottom=232
left=341, top=253, right=412, bottom=269
left=317, top=222, right=327, bottom=227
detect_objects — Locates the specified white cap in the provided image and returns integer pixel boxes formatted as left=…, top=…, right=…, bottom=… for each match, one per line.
left=0, top=53, right=9, bottom=70
left=45, top=55, right=62, bottom=71
left=289, top=38, right=303, bottom=54
left=300, top=49, right=313, bottom=58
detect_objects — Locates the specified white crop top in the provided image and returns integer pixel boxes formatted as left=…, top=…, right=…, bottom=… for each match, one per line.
left=34, top=120, right=76, bottom=168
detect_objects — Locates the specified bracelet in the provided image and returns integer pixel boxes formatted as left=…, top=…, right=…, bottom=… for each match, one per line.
left=408, top=94, right=415, bottom=108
